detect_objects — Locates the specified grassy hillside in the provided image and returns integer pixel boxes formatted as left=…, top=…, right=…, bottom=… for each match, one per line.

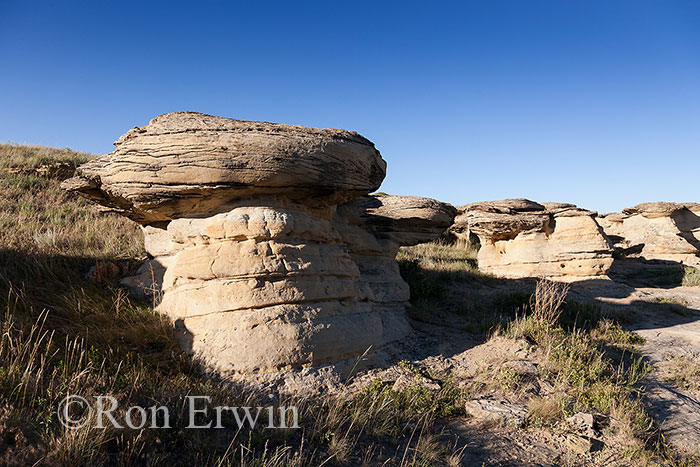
left=0, top=144, right=473, bottom=466
left=0, top=144, right=696, bottom=466
left=0, top=144, right=93, bottom=170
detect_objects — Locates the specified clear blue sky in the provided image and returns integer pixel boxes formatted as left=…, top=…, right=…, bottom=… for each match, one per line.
left=1, top=1, right=698, bottom=213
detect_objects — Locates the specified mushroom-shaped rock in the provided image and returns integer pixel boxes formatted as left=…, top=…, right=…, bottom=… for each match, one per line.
left=333, top=195, right=456, bottom=306
left=598, top=202, right=700, bottom=267
left=65, top=113, right=456, bottom=376
left=466, top=198, right=546, bottom=213
left=450, top=199, right=613, bottom=279
left=339, top=194, right=458, bottom=246
left=62, top=112, right=387, bottom=223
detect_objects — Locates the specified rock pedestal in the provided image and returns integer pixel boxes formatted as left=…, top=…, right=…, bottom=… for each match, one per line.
left=450, top=199, right=613, bottom=279
left=63, top=112, right=455, bottom=375
left=598, top=202, right=700, bottom=268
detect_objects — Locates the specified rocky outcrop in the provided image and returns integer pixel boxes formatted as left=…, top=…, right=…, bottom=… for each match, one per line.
left=63, top=112, right=455, bottom=375
left=65, top=112, right=386, bottom=224
left=451, top=199, right=613, bottom=279
left=598, top=202, right=700, bottom=267
left=333, top=195, right=456, bottom=313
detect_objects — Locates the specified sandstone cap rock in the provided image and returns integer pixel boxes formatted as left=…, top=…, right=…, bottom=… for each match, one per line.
left=541, top=202, right=577, bottom=210
left=339, top=194, right=457, bottom=246
left=463, top=198, right=546, bottom=214
left=451, top=199, right=613, bottom=278
left=598, top=201, right=700, bottom=267
left=62, top=112, right=387, bottom=223
left=621, top=202, right=693, bottom=218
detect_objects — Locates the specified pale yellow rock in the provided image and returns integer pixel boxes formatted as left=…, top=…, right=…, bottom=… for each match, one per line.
left=140, top=200, right=420, bottom=374
left=62, top=112, right=387, bottom=223
left=172, top=240, right=358, bottom=282
left=63, top=113, right=456, bottom=375
left=177, top=302, right=410, bottom=375
left=347, top=194, right=458, bottom=246
left=598, top=202, right=700, bottom=267
left=453, top=199, right=613, bottom=278
left=332, top=194, right=455, bottom=304
left=145, top=196, right=452, bottom=374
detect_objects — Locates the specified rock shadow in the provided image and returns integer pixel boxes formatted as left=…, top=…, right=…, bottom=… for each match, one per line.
left=643, top=376, right=700, bottom=454
left=673, top=207, right=700, bottom=251
left=398, top=252, right=699, bottom=366
left=563, top=277, right=700, bottom=330
left=0, top=248, right=178, bottom=363
left=395, top=259, right=537, bottom=361
left=608, top=255, right=697, bottom=289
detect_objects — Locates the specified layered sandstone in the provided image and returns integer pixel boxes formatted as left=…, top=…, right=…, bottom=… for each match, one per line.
left=64, top=112, right=386, bottom=223
left=451, top=199, right=613, bottom=278
left=63, top=112, right=455, bottom=375
left=598, top=202, right=700, bottom=267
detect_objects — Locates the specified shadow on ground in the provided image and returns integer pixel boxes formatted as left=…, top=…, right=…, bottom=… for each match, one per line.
left=396, top=247, right=700, bottom=464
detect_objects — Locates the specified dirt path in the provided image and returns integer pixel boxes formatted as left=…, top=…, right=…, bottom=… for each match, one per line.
left=238, top=279, right=700, bottom=461
left=634, top=288, right=700, bottom=455
left=570, top=281, right=700, bottom=454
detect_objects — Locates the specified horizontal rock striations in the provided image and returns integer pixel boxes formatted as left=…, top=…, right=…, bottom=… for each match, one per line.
left=334, top=195, right=456, bottom=312
left=63, top=112, right=455, bottom=375
left=451, top=199, right=613, bottom=279
left=64, top=112, right=386, bottom=224
left=598, top=202, right=700, bottom=268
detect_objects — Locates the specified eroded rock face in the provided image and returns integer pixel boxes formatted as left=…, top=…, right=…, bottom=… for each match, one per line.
left=63, top=112, right=455, bottom=375
left=451, top=199, right=613, bottom=278
left=598, top=202, right=700, bottom=267
left=66, top=112, right=386, bottom=224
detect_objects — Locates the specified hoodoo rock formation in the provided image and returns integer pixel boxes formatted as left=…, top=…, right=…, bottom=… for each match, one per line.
left=450, top=199, right=614, bottom=279
left=598, top=202, right=700, bottom=268
left=62, top=112, right=456, bottom=375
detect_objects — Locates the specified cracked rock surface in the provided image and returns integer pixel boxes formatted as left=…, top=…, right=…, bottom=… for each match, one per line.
left=450, top=198, right=613, bottom=279
left=63, top=112, right=455, bottom=375
left=598, top=202, right=700, bottom=268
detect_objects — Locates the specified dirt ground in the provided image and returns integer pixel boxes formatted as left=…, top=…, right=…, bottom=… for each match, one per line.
left=235, top=277, right=700, bottom=465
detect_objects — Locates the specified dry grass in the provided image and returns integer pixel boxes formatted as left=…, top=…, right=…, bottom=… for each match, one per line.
left=499, top=279, right=700, bottom=465
left=682, top=267, right=700, bottom=287
left=530, top=279, right=570, bottom=326
left=527, top=397, right=565, bottom=426
left=665, top=356, right=700, bottom=395
left=0, top=143, right=92, bottom=169
left=0, top=144, right=472, bottom=466
left=0, top=162, right=142, bottom=257
left=2, top=144, right=698, bottom=466
left=506, top=281, right=650, bottom=423
left=397, top=241, right=480, bottom=275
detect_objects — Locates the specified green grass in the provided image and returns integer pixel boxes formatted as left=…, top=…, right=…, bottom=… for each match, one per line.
left=504, top=281, right=649, bottom=421
left=0, top=144, right=474, bottom=466
left=682, top=266, right=700, bottom=287
left=397, top=242, right=530, bottom=334
left=500, top=281, right=700, bottom=466
left=2, top=143, right=699, bottom=466
left=506, top=314, right=649, bottom=418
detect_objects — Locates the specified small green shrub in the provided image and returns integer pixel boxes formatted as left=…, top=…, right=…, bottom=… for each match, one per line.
left=682, top=266, right=700, bottom=287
